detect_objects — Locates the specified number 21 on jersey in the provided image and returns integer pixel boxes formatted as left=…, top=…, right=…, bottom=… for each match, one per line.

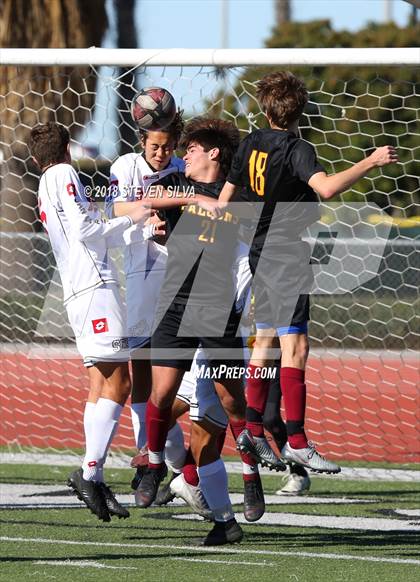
left=249, top=149, right=268, bottom=197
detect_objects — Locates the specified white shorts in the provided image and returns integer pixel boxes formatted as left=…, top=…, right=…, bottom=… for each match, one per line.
left=65, top=283, right=129, bottom=367
left=176, top=349, right=228, bottom=429
left=126, top=242, right=167, bottom=352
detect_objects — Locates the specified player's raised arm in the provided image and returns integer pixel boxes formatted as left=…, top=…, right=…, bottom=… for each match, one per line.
left=308, top=145, right=399, bottom=200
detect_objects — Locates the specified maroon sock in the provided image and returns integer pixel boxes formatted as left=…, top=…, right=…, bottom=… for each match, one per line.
left=230, top=419, right=256, bottom=467
left=280, top=367, right=308, bottom=449
left=243, top=472, right=259, bottom=482
left=146, top=400, right=172, bottom=468
left=245, top=364, right=270, bottom=438
left=182, top=447, right=199, bottom=486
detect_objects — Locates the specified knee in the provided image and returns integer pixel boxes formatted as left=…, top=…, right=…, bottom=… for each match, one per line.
left=151, top=383, right=176, bottom=409
left=219, top=392, right=245, bottom=419
left=281, top=335, right=309, bottom=367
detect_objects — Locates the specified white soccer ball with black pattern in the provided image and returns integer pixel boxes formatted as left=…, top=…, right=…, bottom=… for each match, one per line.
left=131, top=87, right=177, bottom=131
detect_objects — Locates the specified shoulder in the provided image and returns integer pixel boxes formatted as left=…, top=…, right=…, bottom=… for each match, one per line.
left=288, top=138, right=317, bottom=159
left=111, top=152, right=140, bottom=172
left=45, top=163, right=80, bottom=184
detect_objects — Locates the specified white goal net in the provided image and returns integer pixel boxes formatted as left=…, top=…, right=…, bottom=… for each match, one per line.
left=0, top=48, right=418, bottom=465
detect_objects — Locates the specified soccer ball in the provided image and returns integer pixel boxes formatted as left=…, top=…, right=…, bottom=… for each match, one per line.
left=131, top=87, right=177, bottom=131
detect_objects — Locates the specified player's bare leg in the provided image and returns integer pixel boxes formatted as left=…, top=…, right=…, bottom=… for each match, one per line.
left=279, top=333, right=340, bottom=474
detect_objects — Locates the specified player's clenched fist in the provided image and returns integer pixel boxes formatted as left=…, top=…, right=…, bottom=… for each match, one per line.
left=128, top=204, right=153, bottom=224
left=369, top=145, right=399, bottom=167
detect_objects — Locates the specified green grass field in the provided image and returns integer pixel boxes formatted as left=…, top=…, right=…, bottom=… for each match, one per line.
left=1, top=463, right=420, bottom=582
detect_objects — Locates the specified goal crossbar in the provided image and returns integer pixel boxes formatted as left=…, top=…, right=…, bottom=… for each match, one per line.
left=1, top=47, right=418, bottom=67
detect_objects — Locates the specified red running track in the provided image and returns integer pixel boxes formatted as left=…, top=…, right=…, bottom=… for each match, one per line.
left=1, top=351, right=419, bottom=463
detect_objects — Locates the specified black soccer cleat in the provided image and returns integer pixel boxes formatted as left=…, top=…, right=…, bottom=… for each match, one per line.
left=202, top=518, right=243, bottom=546
left=155, top=471, right=179, bottom=506
left=67, top=468, right=110, bottom=522
left=243, top=474, right=265, bottom=522
left=135, top=464, right=168, bottom=508
left=131, top=465, right=147, bottom=491
left=100, top=483, right=130, bottom=519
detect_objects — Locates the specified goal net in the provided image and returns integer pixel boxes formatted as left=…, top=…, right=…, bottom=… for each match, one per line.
left=1, top=48, right=418, bottom=466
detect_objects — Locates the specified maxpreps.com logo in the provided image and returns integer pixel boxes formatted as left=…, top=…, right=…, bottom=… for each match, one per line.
left=92, top=318, right=109, bottom=334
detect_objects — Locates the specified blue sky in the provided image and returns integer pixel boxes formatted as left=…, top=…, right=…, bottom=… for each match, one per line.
left=81, top=0, right=414, bottom=158
left=133, top=0, right=412, bottom=48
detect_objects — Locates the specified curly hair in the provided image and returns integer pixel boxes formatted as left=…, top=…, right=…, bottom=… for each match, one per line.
left=29, top=122, right=70, bottom=169
left=256, top=71, right=308, bottom=128
left=140, top=110, right=185, bottom=147
left=180, top=117, right=240, bottom=177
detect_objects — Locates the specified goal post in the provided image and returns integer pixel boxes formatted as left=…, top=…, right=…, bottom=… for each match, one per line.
left=1, top=48, right=418, bottom=464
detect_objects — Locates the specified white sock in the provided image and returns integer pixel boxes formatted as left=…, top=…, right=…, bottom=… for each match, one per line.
left=148, top=450, right=165, bottom=465
left=83, top=401, right=96, bottom=442
left=130, top=402, right=147, bottom=449
left=82, top=398, right=122, bottom=481
left=83, top=401, right=104, bottom=482
left=164, top=423, right=186, bottom=472
left=198, top=459, right=234, bottom=522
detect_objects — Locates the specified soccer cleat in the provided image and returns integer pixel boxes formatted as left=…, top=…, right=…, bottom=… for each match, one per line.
left=243, top=475, right=265, bottom=522
left=100, top=483, right=130, bottom=518
left=170, top=473, right=213, bottom=520
left=236, top=429, right=287, bottom=472
left=155, top=471, right=179, bottom=506
left=281, top=441, right=341, bottom=474
left=131, top=465, right=147, bottom=491
left=67, top=468, right=110, bottom=522
left=202, top=518, right=243, bottom=546
left=276, top=472, right=311, bottom=495
left=130, top=448, right=149, bottom=490
left=134, top=464, right=168, bottom=508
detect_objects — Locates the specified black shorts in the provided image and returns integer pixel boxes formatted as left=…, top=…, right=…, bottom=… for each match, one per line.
left=151, top=301, right=244, bottom=373
left=250, top=240, right=312, bottom=329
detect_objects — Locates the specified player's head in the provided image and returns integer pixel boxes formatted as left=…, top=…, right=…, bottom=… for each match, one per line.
left=180, top=117, right=240, bottom=181
left=29, top=122, right=71, bottom=170
left=256, top=71, right=308, bottom=130
left=139, top=111, right=184, bottom=172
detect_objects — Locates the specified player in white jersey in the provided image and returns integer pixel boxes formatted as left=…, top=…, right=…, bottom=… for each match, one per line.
left=29, top=122, right=155, bottom=522
left=106, top=113, right=186, bottom=487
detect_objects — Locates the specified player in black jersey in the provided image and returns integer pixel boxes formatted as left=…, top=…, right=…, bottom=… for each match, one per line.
left=212, top=71, right=398, bottom=473
left=136, top=118, right=264, bottom=544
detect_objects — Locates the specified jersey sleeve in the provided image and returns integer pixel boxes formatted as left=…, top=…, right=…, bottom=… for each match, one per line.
left=287, top=140, right=325, bottom=183
left=106, top=156, right=136, bottom=217
left=58, top=166, right=133, bottom=243
left=227, top=137, right=251, bottom=186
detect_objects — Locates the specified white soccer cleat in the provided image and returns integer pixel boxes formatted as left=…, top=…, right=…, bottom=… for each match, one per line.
left=170, top=473, right=213, bottom=520
left=281, top=441, right=341, bottom=474
left=276, top=472, right=311, bottom=495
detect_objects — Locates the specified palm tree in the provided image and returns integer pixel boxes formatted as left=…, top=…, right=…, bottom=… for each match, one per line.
left=0, top=0, right=108, bottom=231
left=275, top=0, right=291, bottom=25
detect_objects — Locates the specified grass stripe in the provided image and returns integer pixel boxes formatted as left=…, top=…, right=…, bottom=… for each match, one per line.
left=33, top=560, right=136, bottom=570
left=170, top=558, right=275, bottom=567
left=2, top=536, right=419, bottom=566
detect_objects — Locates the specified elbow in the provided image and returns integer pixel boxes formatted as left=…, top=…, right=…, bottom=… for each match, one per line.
left=318, top=189, right=337, bottom=200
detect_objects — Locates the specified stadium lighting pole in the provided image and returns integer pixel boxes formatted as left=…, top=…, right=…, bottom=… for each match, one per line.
left=384, top=0, right=393, bottom=22
left=221, top=0, right=229, bottom=48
